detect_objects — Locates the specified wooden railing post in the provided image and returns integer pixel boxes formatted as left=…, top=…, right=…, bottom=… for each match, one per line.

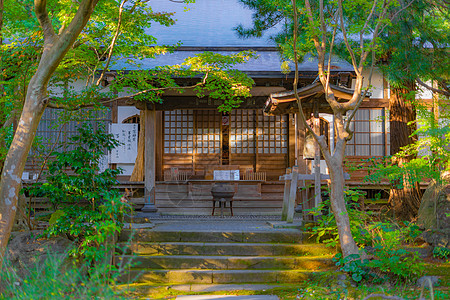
left=281, top=174, right=291, bottom=221
left=287, top=170, right=298, bottom=223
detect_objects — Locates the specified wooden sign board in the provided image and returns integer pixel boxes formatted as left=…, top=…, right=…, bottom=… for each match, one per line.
left=214, top=170, right=240, bottom=181
left=110, top=124, right=138, bottom=164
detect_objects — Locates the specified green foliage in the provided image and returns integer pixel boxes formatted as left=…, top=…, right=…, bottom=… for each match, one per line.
left=110, top=51, right=256, bottom=113
left=27, top=125, right=130, bottom=264
left=334, top=253, right=370, bottom=282
left=334, top=243, right=424, bottom=284
left=0, top=252, right=131, bottom=299
left=378, top=0, right=450, bottom=88
left=307, top=190, right=425, bottom=283
left=368, top=245, right=424, bottom=283
left=433, top=247, right=450, bottom=260
left=48, top=210, right=65, bottom=226
left=365, top=222, right=424, bottom=283
left=365, top=103, right=450, bottom=187
left=305, top=189, right=371, bottom=248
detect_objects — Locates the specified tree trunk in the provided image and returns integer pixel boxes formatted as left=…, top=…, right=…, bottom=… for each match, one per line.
left=0, top=83, right=46, bottom=264
left=0, top=0, right=99, bottom=270
left=328, top=156, right=360, bottom=258
left=389, top=83, right=422, bottom=220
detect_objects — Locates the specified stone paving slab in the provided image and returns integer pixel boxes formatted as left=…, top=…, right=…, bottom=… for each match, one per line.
left=151, top=220, right=296, bottom=232
left=176, top=296, right=279, bottom=300
left=171, top=284, right=282, bottom=292
left=123, top=223, right=155, bottom=229
left=122, top=218, right=305, bottom=234
left=267, top=221, right=303, bottom=229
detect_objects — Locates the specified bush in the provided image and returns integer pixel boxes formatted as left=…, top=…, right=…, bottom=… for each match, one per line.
left=27, top=124, right=131, bottom=265
left=0, top=251, right=131, bottom=299
left=433, top=246, right=450, bottom=260
left=307, top=191, right=425, bottom=284
left=305, top=189, right=371, bottom=248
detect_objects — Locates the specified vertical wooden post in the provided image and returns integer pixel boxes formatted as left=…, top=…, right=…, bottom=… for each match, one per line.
left=288, top=114, right=296, bottom=167
left=281, top=175, right=291, bottom=221
left=286, top=170, right=298, bottom=223
left=255, top=110, right=259, bottom=172
left=155, top=111, right=163, bottom=181
left=294, top=114, right=298, bottom=165
left=313, top=103, right=322, bottom=209
left=142, top=106, right=157, bottom=212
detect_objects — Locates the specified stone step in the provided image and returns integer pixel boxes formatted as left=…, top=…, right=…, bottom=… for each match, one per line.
left=118, top=242, right=335, bottom=256
left=116, top=283, right=285, bottom=295
left=119, top=229, right=304, bottom=243
left=121, top=255, right=334, bottom=270
left=121, top=269, right=332, bottom=284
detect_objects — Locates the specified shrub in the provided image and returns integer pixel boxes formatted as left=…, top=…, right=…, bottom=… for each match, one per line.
left=307, top=191, right=425, bottom=283
left=28, top=124, right=131, bottom=265
left=433, top=246, right=450, bottom=260
left=304, top=189, right=371, bottom=248
left=0, top=251, right=131, bottom=299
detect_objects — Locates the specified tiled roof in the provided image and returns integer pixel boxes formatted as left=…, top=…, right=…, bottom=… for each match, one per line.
left=110, top=50, right=355, bottom=74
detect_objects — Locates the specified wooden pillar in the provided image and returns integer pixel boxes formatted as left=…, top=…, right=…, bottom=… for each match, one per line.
left=296, top=113, right=307, bottom=174
left=313, top=103, right=322, bottom=209
left=295, top=113, right=307, bottom=215
left=142, top=107, right=157, bottom=212
left=156, top=111, right=163, bottom=181
left=288, top=114, right=296, bottom=167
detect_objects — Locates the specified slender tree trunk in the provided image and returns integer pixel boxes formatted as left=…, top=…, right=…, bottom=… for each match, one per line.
left=327, top=154, right=360, bottom=257
left=389, top=82, right=422, bottom=220
left=0, top=0, right=99, bottom=270
left=0, top=80, right=46, bottom=262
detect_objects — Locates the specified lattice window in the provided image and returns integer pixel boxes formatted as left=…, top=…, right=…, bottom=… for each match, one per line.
left=195, top=110, right=221, bottom=154
left=257, top=114, right=288, bottom=154
left=163, top=110, right=194, bottom=154
left=230, top=110, right=256, bottom=154
left=34, top=108, right=111, bottom=154
left=122, top=114, right=139, bottom=124
left=346, top=108, right=388, bottom=156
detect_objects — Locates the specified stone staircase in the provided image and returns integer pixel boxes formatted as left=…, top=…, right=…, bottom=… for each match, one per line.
left=118, top=224, right=336, bottom=284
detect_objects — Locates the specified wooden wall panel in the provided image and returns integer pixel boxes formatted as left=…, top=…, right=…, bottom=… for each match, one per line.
left=256, top=153, right=287, bottom=180
left=194, top=153, right=221, bottom=178
left=163, top=154, right=194, bottom=173
left=154, top=182, right=285, bottom=215
left=229, top=154, right=255, bottom=172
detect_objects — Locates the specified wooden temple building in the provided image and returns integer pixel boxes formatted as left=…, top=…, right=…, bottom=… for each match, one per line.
left=25, top=0, right=434, bottom=216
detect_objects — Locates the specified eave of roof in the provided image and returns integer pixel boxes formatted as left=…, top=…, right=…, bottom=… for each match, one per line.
left=264, top=81, right=371, bottom=115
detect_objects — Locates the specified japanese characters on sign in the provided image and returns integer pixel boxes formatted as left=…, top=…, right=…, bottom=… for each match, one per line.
left=213, top=170, right=240, bottom=181
left=109, top=124, right=138, bottom=163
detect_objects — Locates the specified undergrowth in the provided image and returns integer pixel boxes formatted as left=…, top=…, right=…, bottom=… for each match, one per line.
left=0, top=250, right=133, bottom=299
left=305, top=189, right=425, bottom=285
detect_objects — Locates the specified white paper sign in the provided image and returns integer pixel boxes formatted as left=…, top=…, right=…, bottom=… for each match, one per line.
left=213, top=170, right=240, bottom=181
left=110, top=123, right=138, bottom=164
